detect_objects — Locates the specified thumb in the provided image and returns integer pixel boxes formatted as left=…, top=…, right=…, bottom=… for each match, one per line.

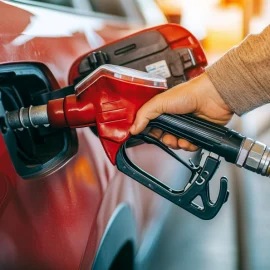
left=130, top=95, right=164, bottom=134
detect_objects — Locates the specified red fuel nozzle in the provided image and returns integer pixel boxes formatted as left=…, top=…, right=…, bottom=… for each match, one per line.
left=48, top=65, right=167, bottom=129
left=7, top=65, right=167, bottom=164
left=47, top=94, right=96, bottom=128
left=49, top=65, right=167, bottom=163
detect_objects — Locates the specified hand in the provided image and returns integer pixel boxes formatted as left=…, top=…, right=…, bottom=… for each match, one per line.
left=130, top=73, right=233, bottom=151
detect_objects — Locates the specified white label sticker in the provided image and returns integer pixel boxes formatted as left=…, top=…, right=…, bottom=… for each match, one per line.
left=145, top=60, right=171, bottom=79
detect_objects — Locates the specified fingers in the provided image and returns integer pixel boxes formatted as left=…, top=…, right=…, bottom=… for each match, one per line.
left=162, top=135, right=198, bottom=151
left=147, top=129, right=198, bottom=151
left=162, top=134, right=180, bottom=149
left=147, top=128, right=181, bottom=150
left=177, top=139, right=198, bottom=152
left=130, top=95, right=164, bottom=134
left=130, top=81, right=199, bottom=135
left=148, top=128, right=163, bottom=139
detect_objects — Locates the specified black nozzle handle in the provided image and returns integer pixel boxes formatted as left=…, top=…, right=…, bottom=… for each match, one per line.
left=148, top=114, right=245, bottom=164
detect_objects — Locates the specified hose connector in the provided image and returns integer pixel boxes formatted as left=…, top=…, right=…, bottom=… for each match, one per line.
left=237, top=137, right=270, bottom=177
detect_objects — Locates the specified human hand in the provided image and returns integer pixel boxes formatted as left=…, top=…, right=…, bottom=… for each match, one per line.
left=129, top=73, right=233, bottom=151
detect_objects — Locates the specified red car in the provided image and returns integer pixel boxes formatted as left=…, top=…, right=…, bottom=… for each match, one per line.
left=0, top=1, right=205, bottom=269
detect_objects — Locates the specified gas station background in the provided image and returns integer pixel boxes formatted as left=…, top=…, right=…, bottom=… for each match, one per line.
left=148, top=1, right=270, bottom=270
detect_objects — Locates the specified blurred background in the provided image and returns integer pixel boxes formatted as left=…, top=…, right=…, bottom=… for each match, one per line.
left=148, top=1, right=270, bottom=270
left=23, top=0, right=270, bottom=269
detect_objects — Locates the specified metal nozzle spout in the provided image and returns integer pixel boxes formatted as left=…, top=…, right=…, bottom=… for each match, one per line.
left=6, top=105, right=49, bottom=130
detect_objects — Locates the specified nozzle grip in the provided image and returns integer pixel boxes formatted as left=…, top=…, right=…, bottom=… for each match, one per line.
left=149, top=114, right=245, bottom=164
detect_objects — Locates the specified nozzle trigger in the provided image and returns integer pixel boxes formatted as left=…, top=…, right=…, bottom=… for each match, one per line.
left=116, top=134, right=229, bottom=220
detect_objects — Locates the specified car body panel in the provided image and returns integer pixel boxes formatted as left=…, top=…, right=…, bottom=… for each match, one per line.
left=0, top=1, right=180, bottom=269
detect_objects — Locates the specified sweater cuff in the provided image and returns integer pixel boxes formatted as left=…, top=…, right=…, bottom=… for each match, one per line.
left=205, top=48, right=268, bottom=116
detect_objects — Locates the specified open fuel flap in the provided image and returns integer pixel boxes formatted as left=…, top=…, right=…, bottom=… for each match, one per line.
left=0, top=64, right=78, bottom=179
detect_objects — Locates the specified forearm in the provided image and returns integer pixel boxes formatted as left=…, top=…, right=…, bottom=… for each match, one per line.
left=205, top=25, right=270, bottom=115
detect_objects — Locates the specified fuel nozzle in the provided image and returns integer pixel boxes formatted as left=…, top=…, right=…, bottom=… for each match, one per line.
left=7, top=105, right=49, bottom=130
left=5, top=64, right=270, bottom=178
left=6, top=93, right=95, bottom=130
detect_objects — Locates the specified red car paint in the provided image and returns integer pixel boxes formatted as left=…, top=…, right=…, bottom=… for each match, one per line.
left=0, top=1, right=208, bottom=269
left=0, top=2, right=177, bottom=269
